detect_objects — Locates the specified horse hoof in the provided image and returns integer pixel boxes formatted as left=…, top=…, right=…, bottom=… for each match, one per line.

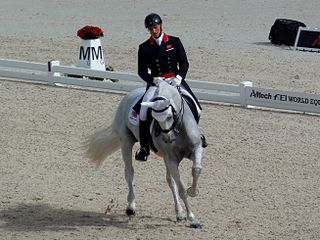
left=125, top=208, right=136, bottom=216
left=190, top=223, right=202, bottom=229
left=187, top=187, right=199, bottom=197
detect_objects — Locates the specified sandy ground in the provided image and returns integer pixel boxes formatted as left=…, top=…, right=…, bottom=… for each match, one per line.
left=1, top=1, right=320, bottom=239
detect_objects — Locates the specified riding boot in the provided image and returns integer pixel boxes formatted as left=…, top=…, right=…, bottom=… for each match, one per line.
left=135, top=120, right=150, bottom=161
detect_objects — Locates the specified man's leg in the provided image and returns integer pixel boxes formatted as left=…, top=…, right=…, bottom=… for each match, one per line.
left=135, top=119, right=150, bottom=161
left=135, top=86, right=156, bottom=161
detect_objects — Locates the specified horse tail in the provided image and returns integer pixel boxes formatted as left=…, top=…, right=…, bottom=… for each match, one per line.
left=85, top=125, right=120, bottom=167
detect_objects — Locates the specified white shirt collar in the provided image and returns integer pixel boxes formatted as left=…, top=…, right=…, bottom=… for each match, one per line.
left=154, top=32, right=164, bottom=46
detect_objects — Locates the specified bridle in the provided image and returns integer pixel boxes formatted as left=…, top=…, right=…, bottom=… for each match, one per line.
left=152, top=94, right=185, bottom=137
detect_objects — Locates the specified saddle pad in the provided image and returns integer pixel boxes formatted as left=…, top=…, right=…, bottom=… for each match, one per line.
left=129, top=101, right=158, bottom=152
left=128, top=98, right=141, bottom=126
left=180, top=88, right=202, bottom=115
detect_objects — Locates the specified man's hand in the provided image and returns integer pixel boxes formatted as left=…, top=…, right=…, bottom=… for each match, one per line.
left=171, top=75, right=182, bottom=87
left=153, top=77, right=164, bottom=85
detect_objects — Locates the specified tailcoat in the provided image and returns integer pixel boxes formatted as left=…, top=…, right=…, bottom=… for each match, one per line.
left=138, top=33, right=202, bottom=110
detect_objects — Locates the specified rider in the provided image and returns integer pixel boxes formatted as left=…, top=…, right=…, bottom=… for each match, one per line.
left=135, top=13, right=207, bottom=161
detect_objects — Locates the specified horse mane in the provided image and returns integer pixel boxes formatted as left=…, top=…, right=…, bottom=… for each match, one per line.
left=156, top=81, right=182, bottom=108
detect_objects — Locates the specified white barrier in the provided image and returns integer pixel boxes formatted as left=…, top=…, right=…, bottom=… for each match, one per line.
left=0, top=58, right=48, bottom=82
left=0, top=58, right=242, bottom=104
left=1, top=58, right=320, bottom=115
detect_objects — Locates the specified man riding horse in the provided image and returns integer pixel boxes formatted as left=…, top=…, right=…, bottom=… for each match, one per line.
left=136, top=13, right=207, bottom=161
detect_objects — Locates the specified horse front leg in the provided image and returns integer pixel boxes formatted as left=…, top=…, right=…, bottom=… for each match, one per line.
left=187, top=146, right=203, bottom=198
left=165, top=158, right=201, bottom=229
left=166, top=168, right=186, bottom=221
left=121, top=137, right=136, bottom=216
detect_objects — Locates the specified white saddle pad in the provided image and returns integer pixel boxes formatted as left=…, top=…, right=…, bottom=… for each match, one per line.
left=180, top=88, right=202, bottom=115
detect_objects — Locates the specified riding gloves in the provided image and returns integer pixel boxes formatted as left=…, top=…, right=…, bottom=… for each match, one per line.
left=153, top=77, right=164, bottom=85
left=153, top=75, right=182, bottom=87
left=171, top=75, right=182, bottom=87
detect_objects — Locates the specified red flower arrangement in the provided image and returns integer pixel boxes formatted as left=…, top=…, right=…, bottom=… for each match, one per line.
left=77, top=25, right=104, bottom=40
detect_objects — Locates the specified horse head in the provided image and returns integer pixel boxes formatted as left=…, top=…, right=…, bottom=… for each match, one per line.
left=141, top=80, right=183, bottom=143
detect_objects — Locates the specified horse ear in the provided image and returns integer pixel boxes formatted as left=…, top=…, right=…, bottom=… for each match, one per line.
left=141, top=102, right=156, bottom=108
left=152, top=99, right=170, bottom=110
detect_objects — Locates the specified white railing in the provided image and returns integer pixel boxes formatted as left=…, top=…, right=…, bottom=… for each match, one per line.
left=1, top=58, right=320, bottom=115
left=0, top=58, right=242, bottom=104
left=48, top=61, right=242, bottom=104
left=0, top=58, right=48, bottom=83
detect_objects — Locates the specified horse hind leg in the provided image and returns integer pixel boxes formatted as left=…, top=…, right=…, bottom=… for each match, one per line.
left=166, top=168, right=186, bottom=221
left=120, top=131, right=136, bottom=216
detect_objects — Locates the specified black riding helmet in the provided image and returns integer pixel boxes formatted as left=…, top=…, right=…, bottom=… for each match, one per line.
left=144, top=13, right=162, bottom=28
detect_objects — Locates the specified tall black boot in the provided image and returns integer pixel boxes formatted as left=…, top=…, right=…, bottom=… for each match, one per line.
left=135, top=120, right=150, bottom=161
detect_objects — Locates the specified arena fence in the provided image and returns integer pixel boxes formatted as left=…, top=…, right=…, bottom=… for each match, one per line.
left=1, top=58, right=320, bottom=115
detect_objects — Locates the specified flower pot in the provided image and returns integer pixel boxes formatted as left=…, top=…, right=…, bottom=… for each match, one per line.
left=76, top=38, right=105, bottom=71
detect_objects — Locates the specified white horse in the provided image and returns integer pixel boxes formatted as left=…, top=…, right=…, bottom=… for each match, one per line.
left=85, top=80, right=203, bottom=228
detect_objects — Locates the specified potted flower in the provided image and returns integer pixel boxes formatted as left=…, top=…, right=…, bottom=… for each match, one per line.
left=77, top=25, right=104, bottom=40
left=76, top=25, right=106, bottom=71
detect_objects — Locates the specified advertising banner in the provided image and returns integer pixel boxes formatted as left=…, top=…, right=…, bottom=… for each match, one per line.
left=245, top=86, right=320, bottom=114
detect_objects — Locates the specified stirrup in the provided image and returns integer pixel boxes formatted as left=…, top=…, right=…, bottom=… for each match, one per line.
left=201, top=134, right=208, bottom=148
left=135, top=148, right=149, bottom=161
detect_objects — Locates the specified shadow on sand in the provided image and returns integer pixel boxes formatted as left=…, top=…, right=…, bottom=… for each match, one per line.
left=251, top=41, right=293, bottom=51
left=0, top=203, right=175, bottom=232
left=252, top=41, right=273, bottom=46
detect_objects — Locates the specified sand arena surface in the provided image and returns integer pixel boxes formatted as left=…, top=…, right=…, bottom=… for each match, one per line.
left=1, top=1, right=320, bottom=239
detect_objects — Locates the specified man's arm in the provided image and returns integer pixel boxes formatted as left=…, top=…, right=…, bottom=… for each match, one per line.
left=138, top=45, right=154, bottom=84
left=176, top=37, right=189, bottom=80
